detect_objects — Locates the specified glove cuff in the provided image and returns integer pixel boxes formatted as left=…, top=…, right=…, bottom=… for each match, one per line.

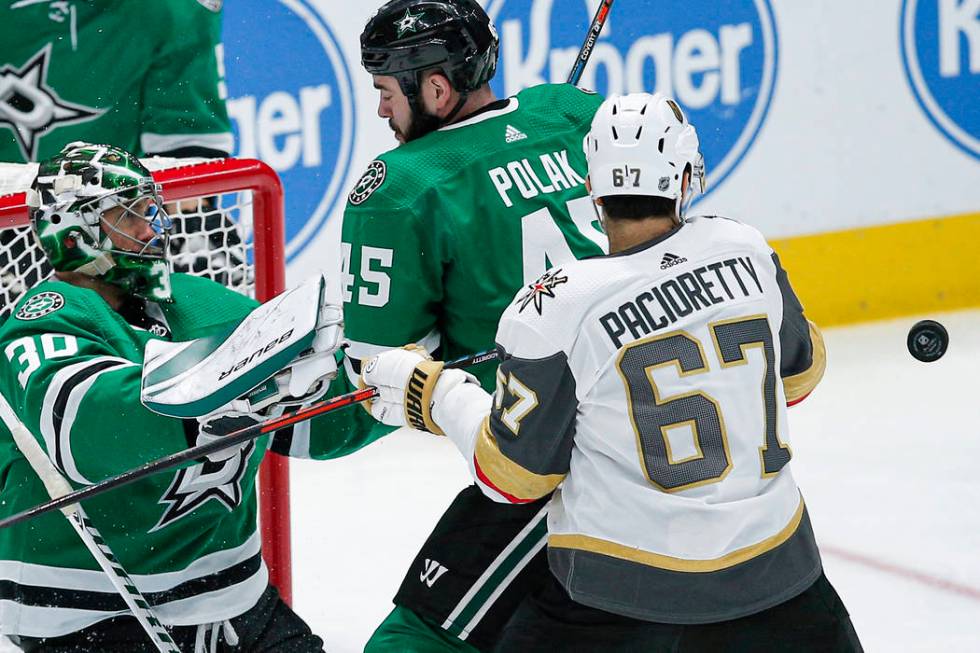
left=404, top=358, right=446, bottom=434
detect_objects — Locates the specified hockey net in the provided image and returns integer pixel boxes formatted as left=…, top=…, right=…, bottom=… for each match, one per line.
left=0, top=157, right=293, bottom=603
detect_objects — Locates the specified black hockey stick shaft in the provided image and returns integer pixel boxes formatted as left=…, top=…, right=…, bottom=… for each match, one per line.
left=567, top=0, right=616, bottom=85
left=0, top=348, right=499, bottom=531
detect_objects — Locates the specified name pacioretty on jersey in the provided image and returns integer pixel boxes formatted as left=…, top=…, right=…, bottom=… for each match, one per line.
left=599, top=256, right=763, bottom=349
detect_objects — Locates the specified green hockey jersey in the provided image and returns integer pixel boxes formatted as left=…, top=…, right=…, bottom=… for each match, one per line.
left=0, top=0, right=232, bottom=162
left=341, top=84, right=606, bottom=393
left=0, top=274, right=377, bottom=637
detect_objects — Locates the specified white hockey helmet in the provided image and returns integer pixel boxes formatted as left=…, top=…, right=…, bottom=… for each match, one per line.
left=584, top=92, right=705, bottom=219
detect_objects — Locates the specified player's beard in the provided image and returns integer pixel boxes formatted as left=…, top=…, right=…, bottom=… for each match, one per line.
left=402, top=110, right=443, bottom=143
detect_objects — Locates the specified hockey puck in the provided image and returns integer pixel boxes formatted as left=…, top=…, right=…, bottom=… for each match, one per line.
left=907, top=319, right=948, bottom=362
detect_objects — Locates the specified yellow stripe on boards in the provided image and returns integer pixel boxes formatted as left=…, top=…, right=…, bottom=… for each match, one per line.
left=770, top=212, right=980, bottom=326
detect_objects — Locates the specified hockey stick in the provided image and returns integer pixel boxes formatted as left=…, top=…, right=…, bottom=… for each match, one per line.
left=0, top=348, right=499, bottom=532
left=566, top=0, right=616, bottom=85
left=0, top=393, right=182, bottom=653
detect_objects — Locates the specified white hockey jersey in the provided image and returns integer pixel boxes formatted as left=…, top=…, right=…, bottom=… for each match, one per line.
left=440, top=215, right=827, bottom=624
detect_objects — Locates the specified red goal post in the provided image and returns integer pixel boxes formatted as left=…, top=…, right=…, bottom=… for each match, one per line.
left=0, top=157, right=294, bottom=604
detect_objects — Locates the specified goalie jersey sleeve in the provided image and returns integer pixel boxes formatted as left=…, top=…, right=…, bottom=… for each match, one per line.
left=1, top=282, right=203, bottom=484
left=449, top=215, right=826, bottom=624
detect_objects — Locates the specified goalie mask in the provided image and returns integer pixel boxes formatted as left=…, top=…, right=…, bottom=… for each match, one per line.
left=584, top=93, right=706, bottom=221
left=29, top=142, right=174, bottom=302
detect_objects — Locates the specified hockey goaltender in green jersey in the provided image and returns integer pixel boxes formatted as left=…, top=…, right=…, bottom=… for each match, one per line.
left=0, top=143, right=365, bottom=650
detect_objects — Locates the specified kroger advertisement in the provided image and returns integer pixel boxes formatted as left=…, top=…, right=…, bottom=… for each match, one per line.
left=221, top=0, right=979, bottom=281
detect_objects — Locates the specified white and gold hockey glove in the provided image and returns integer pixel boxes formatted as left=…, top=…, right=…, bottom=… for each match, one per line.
left=360, top=345, right=477, bottom=434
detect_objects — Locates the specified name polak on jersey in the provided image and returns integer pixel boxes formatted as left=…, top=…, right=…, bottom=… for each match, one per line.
left=487, top=149, right=585, bottom=207
left=600, top=257, right=764, bottom=349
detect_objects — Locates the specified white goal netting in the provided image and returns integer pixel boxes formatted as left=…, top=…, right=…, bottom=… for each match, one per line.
left=0, top=157, right=272, bottom=318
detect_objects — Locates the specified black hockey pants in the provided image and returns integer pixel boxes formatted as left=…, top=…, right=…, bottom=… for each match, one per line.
left=15, top=584, right=323, bottom=653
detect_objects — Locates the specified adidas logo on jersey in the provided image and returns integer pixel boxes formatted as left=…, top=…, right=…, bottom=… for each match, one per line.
left=660, top=253, right=688, bottom=269
left=505, top=124, right=527, bottom=143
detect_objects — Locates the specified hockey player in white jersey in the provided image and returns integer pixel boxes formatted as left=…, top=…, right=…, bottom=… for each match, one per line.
left=361, top=92, right=863, bottom=651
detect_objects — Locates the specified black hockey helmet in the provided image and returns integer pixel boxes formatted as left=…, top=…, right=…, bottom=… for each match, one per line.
left=361, top=0, right=498, bottom=103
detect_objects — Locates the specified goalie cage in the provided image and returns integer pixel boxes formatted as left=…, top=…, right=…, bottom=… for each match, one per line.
left=0, top=157, right=295, bottom=605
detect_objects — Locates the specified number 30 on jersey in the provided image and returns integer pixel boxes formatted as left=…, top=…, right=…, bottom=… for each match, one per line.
left=4, top=334, right=79, bottom=388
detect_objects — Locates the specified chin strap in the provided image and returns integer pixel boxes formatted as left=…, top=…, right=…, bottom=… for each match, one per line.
left=76, top=252, right=116, bottom=277
left=407, top=91, right=471, bottom=140
left=441, top=92, right=470, bottom=126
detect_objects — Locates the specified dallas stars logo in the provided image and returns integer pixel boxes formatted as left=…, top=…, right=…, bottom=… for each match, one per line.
left=151, top=441, right=255, bottom=532
left=0, top=45, right=103, bottom=161
left=348, top=160, right=386, bottom=205
left=395, top=8, right=424, bottom=37
left=517, top=268, right=568, bottom=315
left=15, top=291, right=65, bottom=320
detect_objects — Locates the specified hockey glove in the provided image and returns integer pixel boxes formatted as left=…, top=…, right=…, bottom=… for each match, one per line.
left=360, top=345, right=477, bottom=434
left=276, top=302, right=344, bottom=406
left=238, top=300, right=345, bottom=414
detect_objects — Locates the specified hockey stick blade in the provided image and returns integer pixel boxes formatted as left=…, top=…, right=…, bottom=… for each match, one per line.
left=566, top=0, right=616, bottom=85
left=0, top=348, right=499, bottom=531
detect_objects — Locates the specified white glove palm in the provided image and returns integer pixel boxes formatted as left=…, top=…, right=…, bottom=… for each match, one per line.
left=239, top=295, right=344, bottom=414
left=361, top=346, right=476, bottom=434
left=280, top=302, right=344, bottom=402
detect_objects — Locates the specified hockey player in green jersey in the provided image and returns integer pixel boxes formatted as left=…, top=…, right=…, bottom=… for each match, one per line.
left=341, top=1, right=605, bottom=650
left=0, top=143, right=372, bottom=651
left=0, top=0, right=232, bottom=162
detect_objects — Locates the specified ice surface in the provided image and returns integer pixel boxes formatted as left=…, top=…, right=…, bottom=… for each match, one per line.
left=3, top=310, right=976, bottom=652
left=292, top=309, right=980, bottom=652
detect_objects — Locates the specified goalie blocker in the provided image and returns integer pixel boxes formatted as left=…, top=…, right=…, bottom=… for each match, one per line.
left=141, top=274, right=343, bottom=420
